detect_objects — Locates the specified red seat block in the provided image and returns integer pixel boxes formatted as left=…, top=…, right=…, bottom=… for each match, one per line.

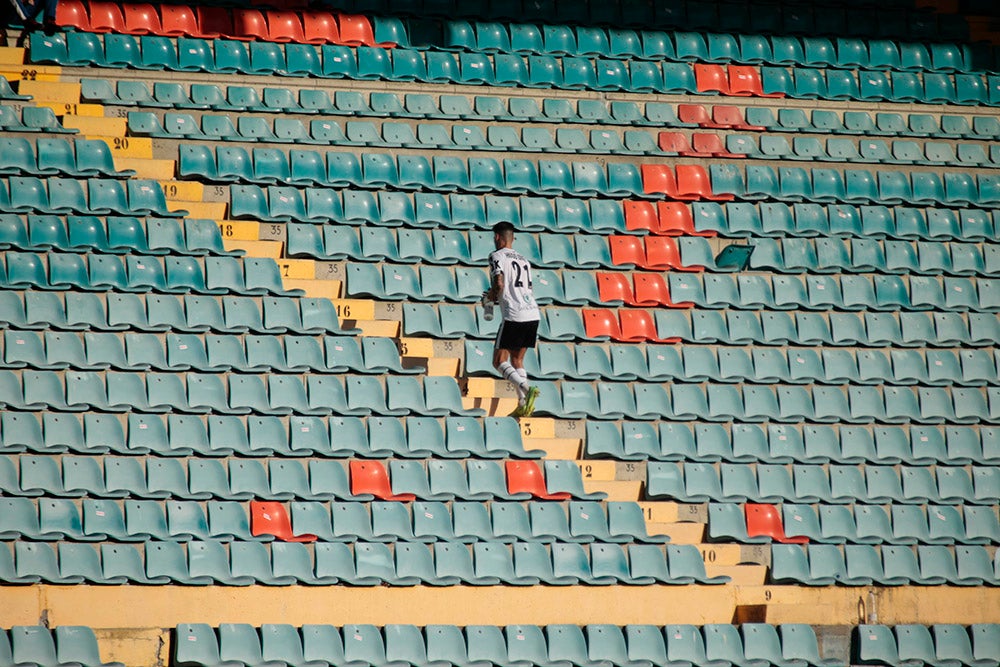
left=505, top=460, right=571, bottom=500
left=55, top=0, right=89, bottom=30
left=583, top=308, right=625, bottom=341
left=676, top=164, right=732, bottom=201
left=745, top=504, right=808, bottom=544
left=633, top=273, right=691, bottom=308
left=640, top=164, right=678, bottom=197
left=159, top=4, right=198, bottom=37
left=624, top=200, right=660, bottom=233
left=677, top=104, right=726, bottom=129
left=658, top=202, right=714, bottom=237
left=619, top=309, right=671, bottom=343
left=608, top=235, right=647, bottom=268
left=597, top=273, right=637, bottom=306
left=196, top=6, right=233, bottom=39
left=302, top=11, right=340, bottom=44
left=337, top=14, right=376, bottom=46
left=729, top=65, right=783, bottom=99
left=122, top=3, right=161, bottom=35
left=694, top=63, right=730, bottom=94
left=645, top=236, right=702, bottom=271
left=693, top=133, right=742, bottom=158
left=349, top=460, right=415, bottom=501
left=711, top=105, right=755, bottom=130
left=266, top=10, right=305, bottom=42
left=232, top=9, right=269, bottom=41
left=86, top=1, right=125, bottom=32
left=251, top=501, right=317, bottom=542
left=658, top=132, right=698, bottom=157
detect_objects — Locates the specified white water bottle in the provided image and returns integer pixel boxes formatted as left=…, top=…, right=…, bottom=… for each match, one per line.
left=481, top=293, right=495, bottom=321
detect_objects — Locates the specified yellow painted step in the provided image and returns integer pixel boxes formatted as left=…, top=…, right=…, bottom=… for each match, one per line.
left=217, top=221, right=259, bottom=241
left=637, top=502, right=684, bottom=524
left=283, top=279, right=342, bottom=299
left=333, top=299, right=374, bottom=321
left=224, top=240, right=282, bottom=258
left=695, top=544, right=745, bottom=567
left=519, top=418, right=555, bottom=438
left=160, top=181, right=203, bottom=202
left=538, top=438, right=580, bottom=459
left=88, top=135, right=152, bottom=159
left=354, top=319, right=400, bottom=338
left=425, top=357, right=460, bottom=376
left=275, top=259, right=316, bottom=280
left=583, top=480, right=641, bottom=501
left=654, top=521, right=706, bottom=543
left=113, top=157, right=174, bottom=179
left=707, top=564, right=767, bottom=586
left=18, top=79, right=79, bottom=102
left=466, top=377, right=501, bottom=399
left=398, top=337, right=435, bottom=358
left=181, top=201, right=226, bottom=219
left=0, top=47, right=25, bottom=65
left=38, top=101, right=103, bottom=117
left=577, top=460, right=617, bottom=482
left=64, top=115, right=126, bottom=136
left=0, top=65, right=61, bottom=82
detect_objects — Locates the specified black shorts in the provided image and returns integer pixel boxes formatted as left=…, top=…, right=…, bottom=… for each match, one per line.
left=495, top=319, right=539, bottom=351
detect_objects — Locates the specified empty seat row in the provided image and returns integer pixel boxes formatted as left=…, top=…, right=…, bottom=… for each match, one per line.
left=771, top=543, right=1000, bottom=586
left=0, top=539, right=723, bottom=586
left=747, top=106, right=1000, bottom=140
left=0, top=330, right=416, bottom=377
left=728, top=133, right=1000, bottom=169
left=210, top=151, right=646, bottom=198
left=690, top=201, right=999, bottom=243
left=706, top=164, right=1000, bottom=207
left=0, top=252, right=298, bottom=297
left=746, top=237, right=1000, bottom=278
left=0, top=369, right=483, bottom=418
left=587, top=421, right=1000, bottom=466
left=467, top=340, right=1000, bottom=388
left=1, top=457, right=592, bottom=503
left=172, top=621, right=854, bottom=667
left=708, top=502, right=999, bottom=547
left=667, top=272, right=1000, bottom=313
left=0, top=411, right=534, bottom=459
left=0, top=626, right=118, bottom=667
left=407, top=303, right=1000, bottom=349
left=1, top=495, right=662, bottom=544
left=136, top=112, right=663, bottom=155
left=648, top=461, right=999, bottom=510
left=0, top=138, right=132, bottom=179
left=0, top=177, right=181, bottom=218
left=530, top=379, right=1000, bottom=424
left=0, top=104, right=75, bottom=134
left=0, top=290, right=355, bottom=336
left=86, top=79, right=689, bottom=128
left=856, top=624, right=1000, bottom=666
left=56, top=1, right=377, bottom=45
left=0, top=215, right=233, bottom=257
left=760, top=67, right=998, bottom=106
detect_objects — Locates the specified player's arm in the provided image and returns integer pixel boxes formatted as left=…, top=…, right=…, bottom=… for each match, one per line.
left=487, top=272, right=504, bottom=303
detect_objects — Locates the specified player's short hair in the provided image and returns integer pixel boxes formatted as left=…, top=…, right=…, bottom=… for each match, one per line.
left=492, top=221, right=516, bottom=237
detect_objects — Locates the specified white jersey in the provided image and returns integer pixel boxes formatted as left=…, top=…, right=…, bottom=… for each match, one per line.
left=489, top=247, right=540, bottom=323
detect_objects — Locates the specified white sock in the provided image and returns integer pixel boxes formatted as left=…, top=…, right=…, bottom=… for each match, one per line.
left=498, top=361, right=529, bottom=401
left=517, top=368, right=529, bottom=390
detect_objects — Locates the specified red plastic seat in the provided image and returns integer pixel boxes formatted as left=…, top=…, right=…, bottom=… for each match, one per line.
left=645, top=236, right=702, bottom=271
left=250, top=501, right=317, bottom=542
left=633, top=273, right=690, bottom=308
left=677, top=104, right=726, bottom=129
left=658, top=202, right=712, bottom=237
left=608, top=235, right=647, bottom=268
left=676, top=164, right=731, bottom=201
left=266, top=10, right=305, bottom=42
left=196, top=6, right=233, bottom=39
left=624, top=200, right=659, bottom=233
left=729, top=65, right=783, bottom=99
left=583, top=308, right=625, bottom=341
left=658, top=132, right=698, bottom=157
left=745, top=504, right=808, bottom=544
left=337, top=13, right=376, bottom=46
left=597, top=273, right=637, bottom=306
left=693, top=133, right=742, bottom=158
left=619, top=309, right=671, bottom=343
left=159, top=4, right=198, bottom=37
left=302, top=11, right=340, bottom=44
left=232, top=9, right=269, bottom=41
left=86, top=1, right=125, bottom=33
left=505, top=460, right=571, bottom=500
left=640, top=164, right=678, bottom=197
left=122, top=3, right=161, bottom=35
left=694, top=64, right=730, bottom=94
left=55, top=0, right=89, bottom=30
left=349, top=460, right=415, bottom=501
left=711, top=105, right=754, bottom=130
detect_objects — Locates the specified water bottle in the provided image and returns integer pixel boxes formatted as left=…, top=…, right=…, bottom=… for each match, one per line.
left=481, top=294, right=495, bottom=321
